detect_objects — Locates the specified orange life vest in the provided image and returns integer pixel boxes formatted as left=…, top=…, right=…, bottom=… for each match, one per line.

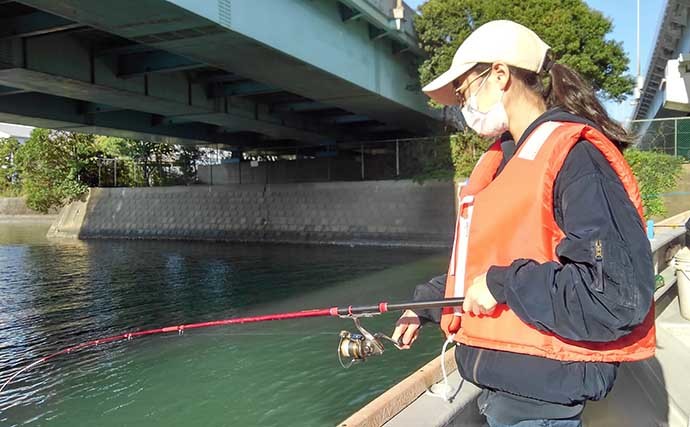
left=440, top=121, right=655, bottom=362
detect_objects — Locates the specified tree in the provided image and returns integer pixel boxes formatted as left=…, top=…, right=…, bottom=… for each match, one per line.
left=0, top=137, right=22, bottom=196
left=117, top=139, right=175, bottom=186
left=178, top=145, right=200, bottom=185
left=407, top=0, right=634, bottom=183
left=94, top=137, right=197, bottom=186
left=15, top=129, right=96, bottom=213
left=415, top=0, right=634, bottom=102
left=624, top=150, right=683, bottom=218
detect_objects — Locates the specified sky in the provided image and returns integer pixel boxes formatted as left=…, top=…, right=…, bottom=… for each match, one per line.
left=405, top=0, right=667, bottom=122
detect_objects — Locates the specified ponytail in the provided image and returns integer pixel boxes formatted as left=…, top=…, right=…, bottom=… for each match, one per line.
left=544, top=63, right=632, bottom=149
left=510, top=61, right=632, bottom=150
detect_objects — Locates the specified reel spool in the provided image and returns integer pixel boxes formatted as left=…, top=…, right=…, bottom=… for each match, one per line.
left=337, top=317, right=402, bottom=368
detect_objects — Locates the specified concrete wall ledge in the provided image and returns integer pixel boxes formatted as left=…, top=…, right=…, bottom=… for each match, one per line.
left=48, top=180, right=456, bottom=248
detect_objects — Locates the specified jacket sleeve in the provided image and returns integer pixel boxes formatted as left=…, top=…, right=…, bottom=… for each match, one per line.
left=412, top=274, right=447, bottom=324
left=485, top=142, right=655, bottom=342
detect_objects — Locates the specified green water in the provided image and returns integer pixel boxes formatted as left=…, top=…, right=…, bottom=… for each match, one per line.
left=0, top=222, right=448, bottom=426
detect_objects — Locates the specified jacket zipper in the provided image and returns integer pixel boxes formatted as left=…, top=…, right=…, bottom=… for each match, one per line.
left=473, top=349, right=484, bottom=383
left=594, top=239, right=604, bottom=292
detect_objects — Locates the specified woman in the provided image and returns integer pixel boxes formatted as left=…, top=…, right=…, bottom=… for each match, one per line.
left=391, top=20, right=655, bottom=427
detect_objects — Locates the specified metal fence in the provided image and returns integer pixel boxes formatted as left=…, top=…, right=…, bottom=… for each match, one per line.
left=196, top=136, right=456, bottom=185
left=96, top=158, right=199, bottom=187
left=94, top=136, right=459, bottom=187
left=629, top=117, right=690, bottom=158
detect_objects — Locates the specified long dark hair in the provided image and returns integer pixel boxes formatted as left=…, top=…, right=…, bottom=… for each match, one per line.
left=513, top=62, right=631, bottom=149
left=470, top=61, right=632, bottom=150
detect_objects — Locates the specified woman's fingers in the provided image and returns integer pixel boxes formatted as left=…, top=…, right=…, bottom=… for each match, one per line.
left=391, top=310, right=420, bottom=350
left=402, top=322, right=419, bottom=345
left=462, top=274, right=498, bottom=317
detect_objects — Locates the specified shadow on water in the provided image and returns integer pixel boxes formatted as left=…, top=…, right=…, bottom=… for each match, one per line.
left=0, top=222, right=449, bottom=426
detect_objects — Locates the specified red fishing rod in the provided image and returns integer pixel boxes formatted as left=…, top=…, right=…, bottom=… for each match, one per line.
left=0, top=297, right=464, bottom=394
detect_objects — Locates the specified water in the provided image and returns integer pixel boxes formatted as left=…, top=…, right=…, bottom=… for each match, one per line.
left=0, top=222, right=449, bottom=426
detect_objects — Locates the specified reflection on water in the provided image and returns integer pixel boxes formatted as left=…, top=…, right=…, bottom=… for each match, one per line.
left=0, top=222, right=448, bottom=426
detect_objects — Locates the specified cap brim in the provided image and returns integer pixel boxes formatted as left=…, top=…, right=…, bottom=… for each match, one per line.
left=422, top=62, right=475, bottom=106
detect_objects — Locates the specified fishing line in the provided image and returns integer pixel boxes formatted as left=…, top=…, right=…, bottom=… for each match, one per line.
left=0, top=297, right=464, bottom=395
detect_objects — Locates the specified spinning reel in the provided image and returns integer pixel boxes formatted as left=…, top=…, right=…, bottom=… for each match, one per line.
left=337, top=316, right=403, bottom=368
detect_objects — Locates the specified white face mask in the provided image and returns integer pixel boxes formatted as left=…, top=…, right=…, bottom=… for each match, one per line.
left=461, top=74, right=509, bottom=138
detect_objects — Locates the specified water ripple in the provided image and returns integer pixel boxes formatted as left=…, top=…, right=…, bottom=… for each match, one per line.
left=0, top=222, right=447, bottom=426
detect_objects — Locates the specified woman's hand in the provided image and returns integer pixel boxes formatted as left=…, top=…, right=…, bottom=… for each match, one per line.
left=391, top=309, right=421, bottom=349
left=462, top=273, right=498, bottom=316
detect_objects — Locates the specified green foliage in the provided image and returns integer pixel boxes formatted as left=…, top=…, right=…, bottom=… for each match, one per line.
left=92, top=137, right=199, bottom=187
left=415, top=0, right=634, bottom=102
left=178, top=146, right=201, bottom=185
left=117, top=138, right=175, bottom=186
left=0, top=137, right=22, bottom=197
left=401, top=136, right=454, bottom=182
left=15, top=129, right=96, bottom=213
left=405, top=131, right=490, bottom=182
left=94, top=135, right=124, bottom=158
left=624, top=149, right=683, bottom=219
left=5, top=129, right=199, bottom=211
left=406, top=0, right=635, bottom=181
left=450, top=130, right=491, bottom=179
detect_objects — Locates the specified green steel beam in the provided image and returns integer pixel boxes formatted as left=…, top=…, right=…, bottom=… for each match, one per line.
left=368, top=24, right=388, bottom=41
left=0, top=85, right=27, bottom=96
left=208, top=81, right=281, bottom=98
left=391, top=41, right=410, bottom=55
left=356, top=123, right=399, bottom=133
left=331, top=114, right=372, bottom=124
left=0, top=92, right=230, bottom=145
left=117, top=50, right=205, bottom=78
left=271, top=102, right=333, bottom=113
left=196, top=72, right=240, bottom=84
left=11, top=32, right=374, bottom=142
left=337, top=2, right=363, bottom=22
left=0, top=51, right=338, bottom=143
left=78, top=102, right=126, bottom=114
left=18, top=0, right=442, bottom=132
left=11, top=0, right=444, bottom=137
left=0, top=11, right=83, bottom=39
left=95, top=43, right=158, bottom=58
left=338, top=0, right=423, bottom=56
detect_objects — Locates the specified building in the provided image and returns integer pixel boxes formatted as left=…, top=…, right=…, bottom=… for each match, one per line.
left=0, top=122, right=33, bottom=143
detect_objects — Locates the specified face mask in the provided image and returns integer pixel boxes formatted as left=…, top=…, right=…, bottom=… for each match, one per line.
left=461, top=74, right=509, bottom=138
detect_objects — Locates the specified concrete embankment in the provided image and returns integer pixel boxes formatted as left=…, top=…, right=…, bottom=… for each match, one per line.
left=0, top=197, right=56, bottom=222
left=48, top=180, right=455, bottom=247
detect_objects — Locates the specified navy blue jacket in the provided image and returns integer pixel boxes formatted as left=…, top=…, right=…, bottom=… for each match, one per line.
left=413, top=108, right=654, bottom=406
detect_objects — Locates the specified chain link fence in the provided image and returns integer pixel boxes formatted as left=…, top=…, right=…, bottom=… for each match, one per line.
left=196, top=136, right=455, bottom=185
left=94, top=136, right=460, bottom=187
left=629, top=117, right=690, bottom=158
left=96, top=157, right=200, bottom=187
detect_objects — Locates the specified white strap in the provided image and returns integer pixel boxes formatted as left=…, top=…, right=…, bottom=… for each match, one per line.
left=450, top=196, right=474, bottom=316
left=517, top=121, right=561, bottom=161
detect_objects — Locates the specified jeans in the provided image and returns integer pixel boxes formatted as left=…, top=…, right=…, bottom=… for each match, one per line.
left=485, top=415, right=583, bottom=427
left=478, top=389, right=584, bottom=427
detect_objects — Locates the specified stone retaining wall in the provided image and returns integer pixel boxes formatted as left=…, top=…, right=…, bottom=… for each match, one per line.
left=0, top=197, right=56, bottom=216
left=49, top=180, right=455, bottom=247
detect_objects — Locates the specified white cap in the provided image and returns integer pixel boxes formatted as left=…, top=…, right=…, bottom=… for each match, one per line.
left=422, top=20, right=551, bottom=105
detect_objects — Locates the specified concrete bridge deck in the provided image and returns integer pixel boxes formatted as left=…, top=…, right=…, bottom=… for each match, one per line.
left=0, top=1, right=444, bottom=154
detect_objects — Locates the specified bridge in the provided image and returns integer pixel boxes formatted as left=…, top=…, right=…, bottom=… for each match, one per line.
left=0, top=0, right=445, bottom=154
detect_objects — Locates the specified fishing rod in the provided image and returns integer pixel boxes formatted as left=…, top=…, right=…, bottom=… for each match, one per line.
left=0, top=297, right=464, bottom=394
